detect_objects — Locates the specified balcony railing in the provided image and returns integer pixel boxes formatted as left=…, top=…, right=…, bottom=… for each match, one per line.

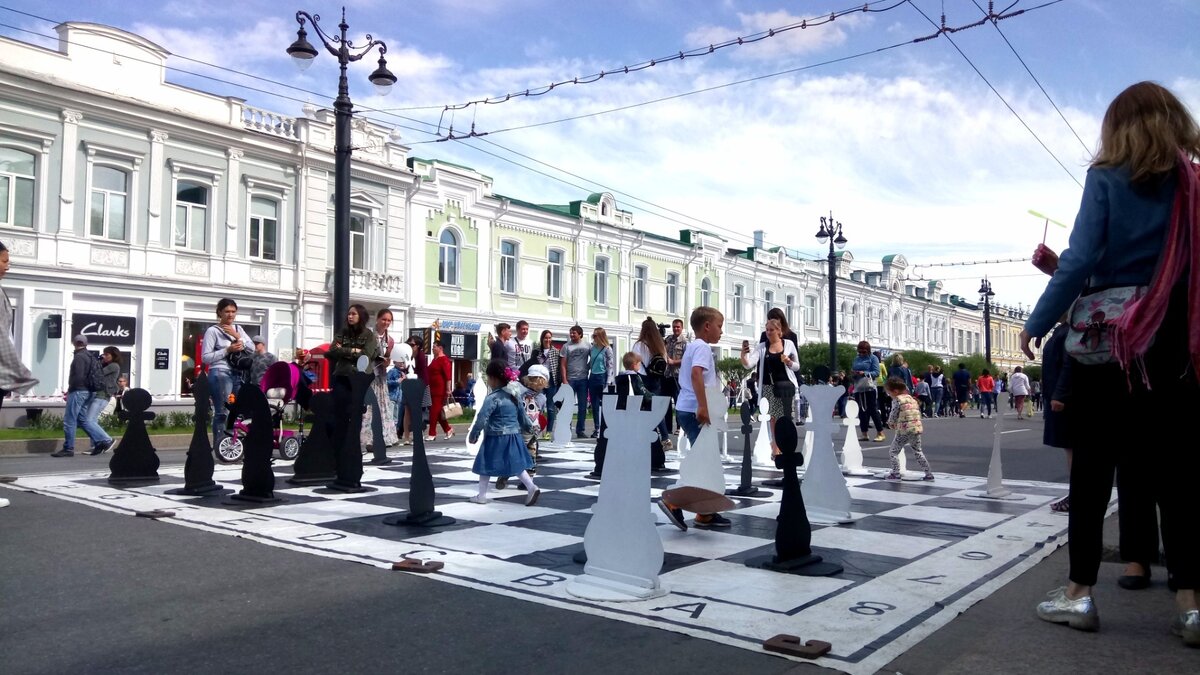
left=350, top=269, right=404, bottom=295
left=242, top=106, right=299, bottom=139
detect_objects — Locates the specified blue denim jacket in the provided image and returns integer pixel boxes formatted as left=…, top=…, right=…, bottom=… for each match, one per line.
left=851, top=354, right=879, bottom=380
left=469, top=384, right=536, bottom=439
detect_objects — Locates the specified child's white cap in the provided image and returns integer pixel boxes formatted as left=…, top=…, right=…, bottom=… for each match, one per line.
left=526, top=364, right=549, bottom=380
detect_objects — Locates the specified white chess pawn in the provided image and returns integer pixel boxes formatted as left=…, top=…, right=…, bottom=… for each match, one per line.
left=752, top=397, right=774, bottom=467
left=841, top=399, right=871, bottom=476
left=548, top=384, right=576, bottom=448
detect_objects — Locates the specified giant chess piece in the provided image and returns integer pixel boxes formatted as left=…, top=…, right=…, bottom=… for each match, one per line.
left=384, top=378, right=454, bottom=527
left=224, top=382, right=283, bottom=504
left=745, top=419, right=843, bottom=576
left=662, top=421, right=736, bottom=515
left=799, top=383, right=855, bottom=524
left=289, top=392, right=338, bottom=485
left=365, top=387, right=391, bottom=466
left=728, top=399, right=771, bottom=497
left=108, top=388, right=160, bottom=485
left=327, top=368, right=376, bottom=493
left=167, top=374, right=226, bottom=495
left=967, top=406, right=1025, bottom=500
left=547, top=384, right=576, bottom=448
left=752, top=396, right=774, bottom=467
left=567, top=391, right=670, bottom=600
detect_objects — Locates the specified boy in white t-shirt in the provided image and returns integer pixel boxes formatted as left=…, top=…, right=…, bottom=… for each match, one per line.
left=659, top=306, right=730, bottom=531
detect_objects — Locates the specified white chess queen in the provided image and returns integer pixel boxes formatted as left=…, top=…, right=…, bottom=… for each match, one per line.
left=740, top=318, right=800, bottom=457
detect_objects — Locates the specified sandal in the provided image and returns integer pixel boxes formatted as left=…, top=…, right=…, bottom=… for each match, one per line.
left=1050, top=495, right=1070, bottom=513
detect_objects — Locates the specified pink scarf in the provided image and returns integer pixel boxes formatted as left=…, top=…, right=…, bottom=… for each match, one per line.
left=1111, top=151, right=1200, bottom=386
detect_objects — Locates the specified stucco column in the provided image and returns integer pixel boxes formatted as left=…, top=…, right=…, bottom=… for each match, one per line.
left=147, top=130, right=167, bottom=246
left=58, top=109, right=82, bottom=235
left=225, top=148, right=243, bottom=257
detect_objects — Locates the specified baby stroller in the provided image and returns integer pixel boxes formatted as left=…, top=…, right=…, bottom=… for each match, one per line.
left=216, top=362, right=307, bottom=464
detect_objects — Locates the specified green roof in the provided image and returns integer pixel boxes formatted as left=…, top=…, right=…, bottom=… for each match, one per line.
left=406, top=156, right=493, bottom=181
left=881, top=254, right=902, bottom=263
left=493, top=193, right=573, bottom=218
left=585, top=193, right=604, bottom=204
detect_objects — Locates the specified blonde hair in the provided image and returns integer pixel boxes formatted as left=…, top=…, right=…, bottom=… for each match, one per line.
left=764, top=318, right=782, bottom=336
left=690, top=306, right=722, bottom=333
left=1093, top=81, right=1200, bottom=183
left=591, top=327, right=610, bottom=349
left=622, top=351, right=641, bottom=371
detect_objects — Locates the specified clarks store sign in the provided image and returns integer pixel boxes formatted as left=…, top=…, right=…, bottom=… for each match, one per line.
left=71, top=313, right=137, bottom=346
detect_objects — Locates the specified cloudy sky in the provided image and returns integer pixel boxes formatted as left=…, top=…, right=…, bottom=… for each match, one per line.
left=3, top=0, right=1197, bottom=310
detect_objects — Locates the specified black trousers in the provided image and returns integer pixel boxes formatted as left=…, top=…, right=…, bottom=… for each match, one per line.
left=1068, top=287, right=1198, bottom=589
left=855, top=389, right=884, bottom=434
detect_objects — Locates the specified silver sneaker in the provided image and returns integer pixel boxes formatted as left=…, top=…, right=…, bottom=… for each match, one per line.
left=1172, top=609, right=1200, bottom=647
left=1036, top=586, right=1099, bottom=631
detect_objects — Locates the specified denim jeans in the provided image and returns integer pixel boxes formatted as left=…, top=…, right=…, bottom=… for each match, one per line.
left=931, top=388, right=944, bottom=416
left=86, top=396, right=108, bottom=425
left=209, top=369, right=234, bottom=448
left=587, top=372, right=607, bottom=433
left=981, top=391, right=994, bottom=415
left=570, top=378, right=589, bottom=435
left=676, top=410, right=702, bottom=445
left=63, top=389, right=111, bottom=451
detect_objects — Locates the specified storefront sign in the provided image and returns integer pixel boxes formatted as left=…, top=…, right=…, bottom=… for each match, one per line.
left=410, top=328, right=478, bottom=360
left=46, top=314, right=62, bottom=339
left=438, top=320, right=482, bottom=332
left=155, top=348, right=170, bottom=370
left=72, top=313, right=136, bottom=346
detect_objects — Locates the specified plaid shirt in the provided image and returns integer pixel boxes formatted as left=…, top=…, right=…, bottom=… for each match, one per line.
left=534, top=346, right=562, bottom=387
left=663, top=333, right=688, bottom=380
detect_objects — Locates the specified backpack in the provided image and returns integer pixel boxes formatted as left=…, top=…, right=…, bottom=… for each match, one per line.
left=646, top=354, right=667, bottom=379
left=84, top=353, right=105, bottom=393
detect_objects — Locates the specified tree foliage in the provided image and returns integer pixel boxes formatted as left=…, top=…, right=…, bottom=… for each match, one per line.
left=886, top=349, right=945, bottom=377
left=950, top=354, right=1002, bottom=380
left=716, top=356, right=750, bottom=383
left=795, top=342, right=858, bottom=379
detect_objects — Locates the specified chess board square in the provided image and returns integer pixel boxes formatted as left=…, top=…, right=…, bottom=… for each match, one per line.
left=524, top=464, right=584, bottom=477
left=493, top=489, right=595, bottom=511
left=513, top=475, right=595, bottom=491
left=276, top=484, right=406, bottom=500
left=947, top=490, right=1061, bottom=506
left=716, top=512, right=783, bottom=539
left=504, top=510, right=593, bottom=535
left=658, top=527, right=768, bottom=559
left=321, top=512, right=485, bottom=541
left=847, top=515, right=982, bottom=541
left=252, top=500, right=398, bottom=524
left=848, top=485, right=937, bottom=505
left=659, top=560, right=853, bottom=612
left=436, top=500, right=562, bottom=524
left=855, top=480, right=959, bottom=496
left=77, top=475, right=184, bottom=488
left=919, top=496, right=1039, bottom=515
left=810, top=525, right=945, bottom=559
left=848, top=499, right=910, bottom=515
left=879, top=504, right=1012, bottom=528
left=404, top=523, right=581, bottom=559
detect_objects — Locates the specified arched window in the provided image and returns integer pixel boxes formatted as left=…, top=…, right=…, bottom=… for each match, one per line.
left=851, top=303, right=859, bottom=332
left=733, top=284, right=745, bottom=323
left=764, top=289, right=775, bottom=321
left=838, top=301, right=847, bottom=331
left=499, top=240, right=518, bottom=293
left=438, top=229, right=459, bottom=286
left=700, top=278, right=712, bottom=307
left=90, top=165, right=128, bottom=241
left=866, top=307, right=875, bottom=336
left=0, top=147, right=35, bottom=228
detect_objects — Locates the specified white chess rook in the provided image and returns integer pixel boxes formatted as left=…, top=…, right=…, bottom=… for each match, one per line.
left=841, top=399, right=871, bottom=476
left=568, top=394, right=670, bottom=601
left=799, top=384, right=855, bottom=524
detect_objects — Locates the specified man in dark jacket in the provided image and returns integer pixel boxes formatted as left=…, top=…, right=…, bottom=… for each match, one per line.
left=52, top=335, right=112, bottom=457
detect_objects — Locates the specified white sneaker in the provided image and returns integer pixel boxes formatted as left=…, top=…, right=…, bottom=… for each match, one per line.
left=0, top=497, right=9, bottom=508
left=468, top=495, right=489, bottom=504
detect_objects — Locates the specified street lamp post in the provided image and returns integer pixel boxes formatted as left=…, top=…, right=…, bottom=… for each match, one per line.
left=816, top=212, right=847, bottom=375
left=287, top=9, right=396, bottom=329
left=979, top=277, right=995, bottom=365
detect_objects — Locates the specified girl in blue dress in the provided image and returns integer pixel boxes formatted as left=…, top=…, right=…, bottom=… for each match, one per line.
left=469, top=360, right=541, bottom=506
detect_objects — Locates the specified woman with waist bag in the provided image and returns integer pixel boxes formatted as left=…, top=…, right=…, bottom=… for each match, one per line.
left=741, top=318, right=800, bottom=456
left=851, top=341, right=887, bottom=442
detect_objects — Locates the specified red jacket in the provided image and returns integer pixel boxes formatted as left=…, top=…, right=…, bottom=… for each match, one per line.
left=428, top=354, right=452, bottom=389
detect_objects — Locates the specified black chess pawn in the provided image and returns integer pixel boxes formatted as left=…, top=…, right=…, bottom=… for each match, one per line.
left=289, top=392, right=338, bottom=485
left=728, top=399, right=772, bottom=497
left=108, top=388, right=160, bottom=485
left=167, top=374, right=225, bottom=495
left=746, top=417, right=842, bottom=576
left=383, top=378, right=453, bottom=527
left=327, top=371, right=375, bottom=493
left=225, top=382, right=282, bottom=504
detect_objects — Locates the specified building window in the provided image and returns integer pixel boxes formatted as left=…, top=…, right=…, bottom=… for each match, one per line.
left=733, top=284, right=745, bottom=323
left=174, top=180, right=209, bottom=251
left=838, top=301, right=847, bottom=331
left=594, top=256, right=609, bottom=305
left=785, top=294, right=796, bottom=328
left=350, top=212, right=369, bottom=270
left=957, top=329, right=965, bottom=354
left=851, top=303, right=859, bottom=332
left=633, top=265, right=648, bottom=310
left=804, top=295, right=817, bottom=327
left=499, top=240, right=518, bottom=294
left=0, top=147, right=35, bottom=229
left=89, top=165, right=128, bottom=241
left=700, top=278, right=712, bottom=307
left=438, top=229, right=459, bottom=286
left=866, top=307, right=875, bottom=336
left=666, top=271, right=680, bottom=315
left=877, top=310, right=885, bottom=337
left=764, top=290, right=775, bottom=321
left=546, top=248, right=563, bottom=299
left=248, top=196, right=278, bottom=261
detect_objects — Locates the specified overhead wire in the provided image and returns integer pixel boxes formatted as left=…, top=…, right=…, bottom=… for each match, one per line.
left=904, top=0, right=1083, bottom=189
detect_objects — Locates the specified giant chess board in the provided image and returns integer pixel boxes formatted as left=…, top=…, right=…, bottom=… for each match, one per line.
left=4, top=445, right=1108, bottom=675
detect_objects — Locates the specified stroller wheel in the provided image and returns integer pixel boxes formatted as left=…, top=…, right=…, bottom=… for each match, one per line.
left=279, top=436, right=301, bottom=461
left=216, top=436, right=244, bottom=464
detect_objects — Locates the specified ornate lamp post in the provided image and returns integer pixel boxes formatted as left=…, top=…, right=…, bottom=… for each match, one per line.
left=979, top=277, right=995, bottom=364
left=287, top=9, right=396, bottom=328
left=816, top=213, right=847, bottom=374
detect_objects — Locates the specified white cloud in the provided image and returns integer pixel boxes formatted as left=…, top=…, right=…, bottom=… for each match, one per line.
left=684, top=10, right=867, bottom=59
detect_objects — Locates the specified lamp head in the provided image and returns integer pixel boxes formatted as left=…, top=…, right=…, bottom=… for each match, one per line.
left=816, top=216, right=829, bottom=245
left=833, top=229, right=847, bottom=249
left=287, top=26, right=318, bottom=71
left=368, top=56, right=397, bottom=96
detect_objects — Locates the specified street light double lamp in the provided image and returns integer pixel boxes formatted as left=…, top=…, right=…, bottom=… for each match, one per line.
left=979, top=277, right=995, bottom=365
left=287, top=9, right=397, bottom=329
left=816, top=213, right=847, bottom=375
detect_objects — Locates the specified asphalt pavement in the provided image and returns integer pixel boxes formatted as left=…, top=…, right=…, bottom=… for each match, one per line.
left=2, top=408, right=1196, bottom=674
